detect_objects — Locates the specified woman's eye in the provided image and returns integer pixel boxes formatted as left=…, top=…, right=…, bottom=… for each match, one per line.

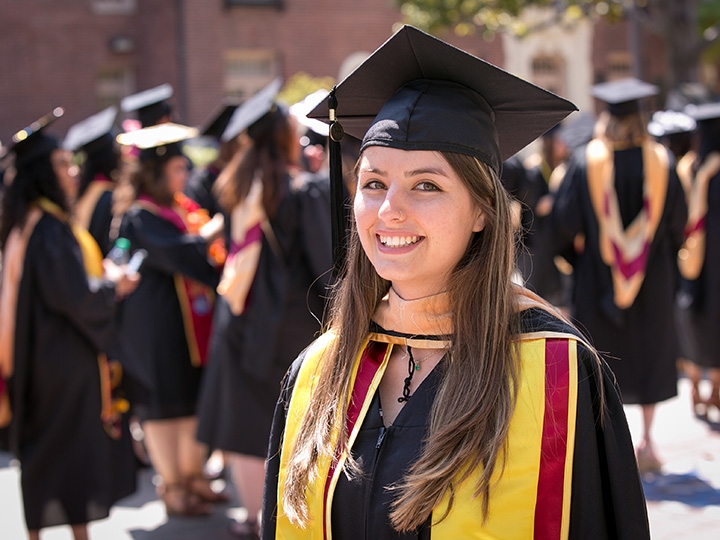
left=361, top=179, right=386, bottom=190
left=416, top=181, right=440, bottom=191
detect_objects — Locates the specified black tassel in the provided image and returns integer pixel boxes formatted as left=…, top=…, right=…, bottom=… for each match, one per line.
left=328, top=89, right=346, bottom=276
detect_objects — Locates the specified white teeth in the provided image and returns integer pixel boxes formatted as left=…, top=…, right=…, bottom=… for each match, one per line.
left=379, top=235, right=420, bottom=247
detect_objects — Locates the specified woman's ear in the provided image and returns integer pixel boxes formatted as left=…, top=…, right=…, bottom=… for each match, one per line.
left=472, top=208, right=486, bottom=233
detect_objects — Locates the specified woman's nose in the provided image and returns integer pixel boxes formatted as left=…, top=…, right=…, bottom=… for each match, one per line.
left=378, top=188, right=406, bottom=223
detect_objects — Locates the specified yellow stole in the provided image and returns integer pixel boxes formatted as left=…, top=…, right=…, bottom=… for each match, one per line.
left=676, top=151, right=720, bottom=280
left=586, top=138, right=669, bottom=309
left=275, top=300, right=580, bottom=539
left=0, top=198, right=121, bottom=434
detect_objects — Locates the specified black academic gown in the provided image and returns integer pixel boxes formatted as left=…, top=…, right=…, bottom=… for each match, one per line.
left=87, top=189, right=115, bottom=256
left=552, top=145, right=688, bottom=405
left=185, top=164, right=222, bottom=217
left=8, top=214, right=136, bottom=529
left=117, top=204, right=219, bottom=420
left=682, top=167, right=720, bottom=367
left=196, top=171, right=332, bottom=457
left=262, top=308, right=649, bottom=540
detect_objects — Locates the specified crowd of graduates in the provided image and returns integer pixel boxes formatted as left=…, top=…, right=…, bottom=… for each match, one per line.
left=0, top=37, right=719, bottom=539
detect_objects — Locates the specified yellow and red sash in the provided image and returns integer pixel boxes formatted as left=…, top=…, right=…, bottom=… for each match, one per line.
left=676, top=151, right=720, bottom=280
left=136, top=195, right=216, bottom=367
left=586, top=138, right=669, bottom=309
left=275, top=325, right=580, bottom=539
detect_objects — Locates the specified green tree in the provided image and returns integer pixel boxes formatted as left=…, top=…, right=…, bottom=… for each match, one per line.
left=396, top=0, right=720, bottom=90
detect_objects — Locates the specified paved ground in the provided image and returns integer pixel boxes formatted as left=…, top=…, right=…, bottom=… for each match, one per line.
left=1, top=377, right=719, bottom=539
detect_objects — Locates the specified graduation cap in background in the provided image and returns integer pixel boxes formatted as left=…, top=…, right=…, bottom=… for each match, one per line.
left=559, top=112, right=597, bottom=151
left=4, top=107, right=64, bottom=168
left=222, top=78, right=284, bottom=143
left=647, top=110, right=696, bottom=138
left=290, top=89, right=331, bottom=139
left=116, top=122, right=197, bottom=163
left=308, top=24, right=577, bottom=270
left=684, top=101, right=720, bottom=122
left=63, top=105, right=119, bottom=154
left=121, top=83, right=174, bottom=128
left=591, top=77, right=659, bottom=117
left=198, top=98, right=243, bottom=139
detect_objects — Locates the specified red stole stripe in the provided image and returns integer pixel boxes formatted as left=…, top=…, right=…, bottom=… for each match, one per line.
left=322, top=341, right=389, bottom=539
left=535, top=338, right=570, bottom=539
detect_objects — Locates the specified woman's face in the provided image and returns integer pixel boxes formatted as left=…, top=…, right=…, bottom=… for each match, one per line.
left=164, top=155, right=189, bottom=194
left=51, top=149, right=79, bottom=202
left=354, top=147, right=485, bottom=299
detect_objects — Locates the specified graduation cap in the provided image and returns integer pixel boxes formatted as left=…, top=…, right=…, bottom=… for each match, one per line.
left=121, top=83, right=174, bottom=128
left=684, top=101, right=720, bottom=122
left=5, top=107, right=64, bottom=168
left=221, top=78, right=284, bottom=143
left=63, top=106, right=119, bottom=153
left=198, top=98, right=243, bottom=139
left=116, top=122, right=197, bottom=163
left=591, top=77, right=659, bottom=117
left=647, top=110, right=696, bottom=138
left=308, top=25, right=577, bottom=269
left=290, top=89, right=331, bottom=138
left=559, top=112, right=597, bottom=151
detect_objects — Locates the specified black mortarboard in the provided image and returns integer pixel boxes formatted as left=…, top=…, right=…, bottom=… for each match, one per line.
left=591, top=77, right=658, bottom=117
left=116, top=122, right=197, bottom=163
left=199, top=98, right=242, bottom=139
left=559, top=112, right=596, bottom=151
left=308, top=25, right=577, bottom=270
left=63, top=106, right=119, bottom=152
left=647, top=110, right=696, bottom=138
left=221, top=78, right=283, bottom=143
left=121, top=84, right=174, bottom=128
left=6, top=107, right=64, bottom=168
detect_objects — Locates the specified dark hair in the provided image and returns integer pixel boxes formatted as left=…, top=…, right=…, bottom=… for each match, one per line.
left=78, top=134, right=121, bottom=197
left=214, top=105, right=296, bottom=219
left=129, top=149, right=187, bottom=206
left=0, top=150, right=68, bottom=249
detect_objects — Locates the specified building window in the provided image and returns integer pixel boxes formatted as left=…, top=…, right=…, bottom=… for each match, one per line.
left=225, top=0, right=283, bottom=7
left=91, top=0, right=137, bottom=15
left=606, top=52, right=632, bottom=81
left=531, top=54, right=566, bottom=97
left=97, top=68, right=134, bottom=109
left=224, top=49, right=281, bottom=100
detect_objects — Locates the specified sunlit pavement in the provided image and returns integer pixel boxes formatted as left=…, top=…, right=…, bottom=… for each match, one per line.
left=1, top=377, right=719, bottom=539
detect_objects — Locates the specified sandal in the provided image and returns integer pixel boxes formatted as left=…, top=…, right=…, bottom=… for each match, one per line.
left=185, top=473, right=230, bottom=504
left=157, top=482, right=212, bottom=517
left=636, top=446, right=662, bottom=475
left=229, top=518, right=260, bottom=540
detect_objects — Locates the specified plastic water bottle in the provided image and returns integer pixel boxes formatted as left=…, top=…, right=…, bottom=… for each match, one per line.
left=107, top=237, right=131, bottom=265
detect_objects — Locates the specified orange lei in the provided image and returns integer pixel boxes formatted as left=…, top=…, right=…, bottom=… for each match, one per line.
left=174, top=192, right=227, bottom=266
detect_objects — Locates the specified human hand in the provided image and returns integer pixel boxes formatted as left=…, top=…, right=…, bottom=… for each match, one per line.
left=199, top=212, right=225, bottom=243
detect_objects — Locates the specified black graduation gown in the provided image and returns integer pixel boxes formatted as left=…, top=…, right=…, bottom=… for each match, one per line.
left=185, top=164, right=222, bottom=217
left=682, top=167, right=720, bottom=367
left=196, top=172, right=332, bottom=457
left=117, top=204, right=219, bottom=420
left=552, top=145, right=688, bottom=404
left=262, top=308, right=649, bottom=540
left=7, top=214, right=136, bottom=529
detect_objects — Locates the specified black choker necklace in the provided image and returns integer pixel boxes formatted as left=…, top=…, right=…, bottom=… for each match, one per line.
left=398, top=346, right=419, bottom=403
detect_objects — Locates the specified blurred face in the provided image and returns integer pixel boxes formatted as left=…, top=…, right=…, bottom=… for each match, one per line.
left=164, top=155, right=189, bottom=194
left=354, top=147, right=485, bottom=299
left=51, top=149, right=79, bottom=201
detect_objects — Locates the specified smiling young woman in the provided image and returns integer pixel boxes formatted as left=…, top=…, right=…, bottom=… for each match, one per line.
left=261, top=26, right=650, bottom=540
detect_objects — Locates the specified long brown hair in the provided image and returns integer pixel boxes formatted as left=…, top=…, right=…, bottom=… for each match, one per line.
left=214, top=105, right=297, bottom=219
left=282, top=151, right=521, bottom=531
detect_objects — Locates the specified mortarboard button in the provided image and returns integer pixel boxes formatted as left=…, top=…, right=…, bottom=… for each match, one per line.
left=63, top=106, right=119, bottom=152
left=222, top=78, right=284, bottom=143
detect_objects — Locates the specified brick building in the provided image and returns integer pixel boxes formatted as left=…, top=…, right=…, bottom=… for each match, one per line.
left=0, top=0, right=685, bottom=145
